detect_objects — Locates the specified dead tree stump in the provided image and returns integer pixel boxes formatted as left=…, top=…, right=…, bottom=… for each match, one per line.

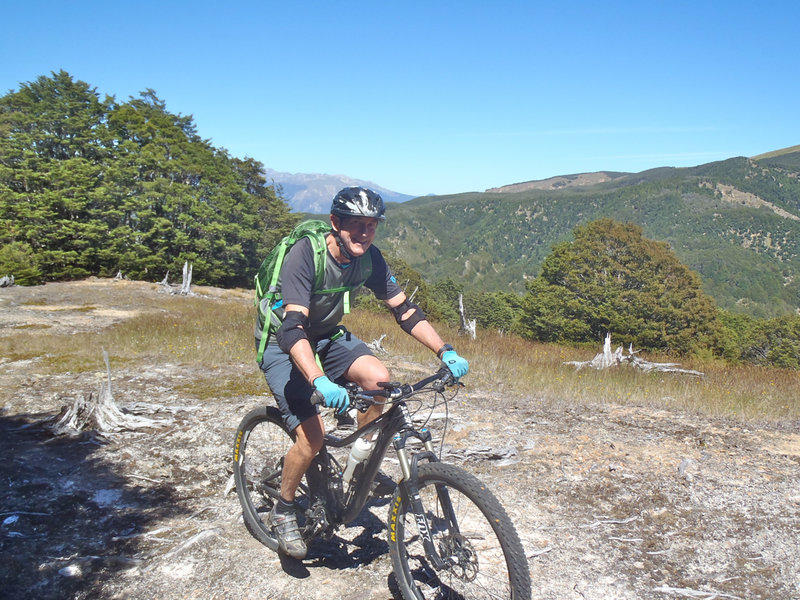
left=179, top=262, right=193, bottom=295
left=368, top=334, right=388, bottom=354
left=48, top=350, right=171, bottom=437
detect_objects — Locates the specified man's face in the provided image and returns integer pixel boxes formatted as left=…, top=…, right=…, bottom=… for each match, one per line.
left=333, top=215, right=380, bottom=258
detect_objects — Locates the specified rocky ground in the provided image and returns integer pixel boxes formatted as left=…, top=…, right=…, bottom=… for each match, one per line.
left=1, top=280, right=799, bottom=599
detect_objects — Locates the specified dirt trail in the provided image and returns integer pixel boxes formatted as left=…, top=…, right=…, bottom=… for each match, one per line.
left=1, top=280, right=798, bottom=599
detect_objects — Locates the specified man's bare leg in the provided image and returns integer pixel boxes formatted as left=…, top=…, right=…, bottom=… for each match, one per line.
left=270, top=413, right=324, bottom=559
left=342, top=355, right=396, bottom=496
left=280, top=414, right=325, bottom=501
left=344, top=354, right=390, bottom=428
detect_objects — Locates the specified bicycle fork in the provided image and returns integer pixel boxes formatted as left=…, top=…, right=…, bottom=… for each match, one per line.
left=393, top=415, right=458, bottom=571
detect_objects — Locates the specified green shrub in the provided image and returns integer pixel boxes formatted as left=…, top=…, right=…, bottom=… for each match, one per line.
left=0, top=242, right=43, bottom=285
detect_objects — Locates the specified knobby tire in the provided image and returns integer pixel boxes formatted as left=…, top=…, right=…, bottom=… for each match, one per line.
left=388, top=462, right=531, bottom=600
left=233, top=406, right=301, bottom=550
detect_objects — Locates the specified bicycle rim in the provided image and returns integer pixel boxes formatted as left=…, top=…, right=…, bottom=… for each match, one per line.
left=233, top=406, right=296, bottom=548
left=388, top=462, right=531, bottom=600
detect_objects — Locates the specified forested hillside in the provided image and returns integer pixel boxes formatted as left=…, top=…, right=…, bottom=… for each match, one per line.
left=378, top=155, right=800, bottom=318
left=0, top=71, right=296, bottom=287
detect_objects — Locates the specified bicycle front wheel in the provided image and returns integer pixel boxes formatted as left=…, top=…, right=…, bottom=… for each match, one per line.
left=232, top=405, right=296, bottom=550
left=388, top=462, right=531, bottom=600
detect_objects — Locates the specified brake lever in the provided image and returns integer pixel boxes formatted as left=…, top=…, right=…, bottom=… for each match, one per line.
left=437, top=369, right=465, bottom=392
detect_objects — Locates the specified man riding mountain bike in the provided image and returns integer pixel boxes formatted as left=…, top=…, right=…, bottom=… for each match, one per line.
left=254, top=186, right=469, bottom=560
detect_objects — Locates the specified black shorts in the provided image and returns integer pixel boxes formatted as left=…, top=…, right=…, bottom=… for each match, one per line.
left=257, top=328, right=372, bottom=431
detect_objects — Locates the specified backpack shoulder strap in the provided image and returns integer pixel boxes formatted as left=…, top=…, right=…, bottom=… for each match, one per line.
left=304, top=226, right=329, bottom=291
left=275, top=219, right=332, bottom=294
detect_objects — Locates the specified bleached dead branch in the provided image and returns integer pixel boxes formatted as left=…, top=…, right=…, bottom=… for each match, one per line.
left=368, top=333, right=388, bottom=354
left=158, top=527, right=223, bottom=562
left=582, top=515, right=639, bottom=529
left=445, top=445, right=519, bottom=465
left=527, top=545, right=553, bottom=558
left=566, top=333, right=703, bottom=376
left=223, top=474, right=236, bottom=496
left=653, top=585, right=742, bottom=599
left=458, top=294, right=476, bottom=340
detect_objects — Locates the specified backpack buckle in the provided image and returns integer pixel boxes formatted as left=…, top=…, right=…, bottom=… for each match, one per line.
left=329, top=326, right=347, bottom=342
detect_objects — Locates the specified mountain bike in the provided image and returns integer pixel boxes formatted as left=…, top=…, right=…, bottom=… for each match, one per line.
left=233, top=368, right=531, bottom=600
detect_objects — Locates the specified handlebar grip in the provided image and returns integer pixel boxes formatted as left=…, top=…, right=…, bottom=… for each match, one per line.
left=438, top=366, right=455, bottom=384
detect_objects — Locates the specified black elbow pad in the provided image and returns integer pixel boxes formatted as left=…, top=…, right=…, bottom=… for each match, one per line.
left=276, top=310, right=310, bottom=353
left=390, top=299, right=426, bottom=334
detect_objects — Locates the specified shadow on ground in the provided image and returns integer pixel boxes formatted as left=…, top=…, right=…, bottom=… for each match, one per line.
left=0, top=413, right=188, bottom=600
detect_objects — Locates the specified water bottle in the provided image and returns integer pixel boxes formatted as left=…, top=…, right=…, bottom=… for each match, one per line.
left=342, top=436, right=374, bottom=487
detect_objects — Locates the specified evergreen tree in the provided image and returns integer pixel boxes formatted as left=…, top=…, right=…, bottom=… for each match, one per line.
left=0, top=71, right=294, bottom=287
left=353, top=252, right=442, bottom=319
left=463, top=291, right=525, bottom=333
left=0, top=241, right=42, bottom=284
left=522, top=218, right=722, bottom=355
left=743, top=315, right=800, bottom=369
left=428, top=278, right=464, bottom=326
left=0, top=71, right=112, bottom=279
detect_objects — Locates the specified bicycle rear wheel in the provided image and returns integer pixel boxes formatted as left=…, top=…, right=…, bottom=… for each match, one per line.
left=388, top=462, right=531, bottom=600
left=232, top=405, right=297, bottom=549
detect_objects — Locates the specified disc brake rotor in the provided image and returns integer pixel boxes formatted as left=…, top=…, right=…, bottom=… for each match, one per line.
left=438, top=533, right=479, bottom=581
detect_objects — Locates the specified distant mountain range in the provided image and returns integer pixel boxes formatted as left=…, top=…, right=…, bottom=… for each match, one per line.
left=373, top=146, right=800, bottom=318
left=263, top=169, right=416, bottom=214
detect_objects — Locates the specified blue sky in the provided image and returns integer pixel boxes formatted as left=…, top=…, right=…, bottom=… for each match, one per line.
left=3, top=1, right=798, bottom=196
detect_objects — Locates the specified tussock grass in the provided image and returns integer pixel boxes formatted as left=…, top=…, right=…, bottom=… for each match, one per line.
left=4, top=290, right=798, bottom=421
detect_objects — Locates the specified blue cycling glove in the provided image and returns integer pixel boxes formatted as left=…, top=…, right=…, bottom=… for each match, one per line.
left=441, top=350, right=469, bottom=379
left=313, top=375, right=349, bottom=414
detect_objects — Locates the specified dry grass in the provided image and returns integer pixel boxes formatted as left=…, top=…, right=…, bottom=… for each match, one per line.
left=4, top=289, right=798, bottom=421
left=345, top=311, right=800, bottom=423
left=2, top=290, right=264, bottom=399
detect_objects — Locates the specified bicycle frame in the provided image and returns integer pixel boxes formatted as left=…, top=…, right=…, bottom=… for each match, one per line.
left=306, top=377, right=457, bottom=570
left=320, top=398, right=428, bottom=524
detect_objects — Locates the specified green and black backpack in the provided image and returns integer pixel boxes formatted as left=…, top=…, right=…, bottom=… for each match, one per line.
left=253, top=219, right=369, bottom=362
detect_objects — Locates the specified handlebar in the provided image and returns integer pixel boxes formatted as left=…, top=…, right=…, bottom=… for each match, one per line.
left=310, top=367, right=457, bottom=411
